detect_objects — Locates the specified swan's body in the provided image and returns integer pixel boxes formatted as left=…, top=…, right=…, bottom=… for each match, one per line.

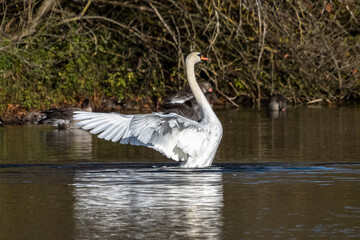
left=38, top=99, right=92, bottom=129
left=74, top=52, right=223, bottom=168
left=268, top=94, right=287, bottom=111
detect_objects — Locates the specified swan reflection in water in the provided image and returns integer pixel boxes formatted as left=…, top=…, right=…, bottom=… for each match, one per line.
left=72, top=168, right=223, bottom=239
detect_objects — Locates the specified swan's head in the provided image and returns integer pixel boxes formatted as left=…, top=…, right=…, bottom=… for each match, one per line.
left=186, top=52, right=209, bottom=65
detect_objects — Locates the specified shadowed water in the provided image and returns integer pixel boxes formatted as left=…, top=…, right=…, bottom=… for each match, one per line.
left=1, top=106, right=360, bottom=239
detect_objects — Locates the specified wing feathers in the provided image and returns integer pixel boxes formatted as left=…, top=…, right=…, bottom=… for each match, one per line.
left=73, top=111, right=209, bottom=162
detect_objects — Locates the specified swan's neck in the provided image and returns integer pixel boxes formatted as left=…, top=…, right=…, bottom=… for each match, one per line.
left=186, top=61, right=217, bottom=121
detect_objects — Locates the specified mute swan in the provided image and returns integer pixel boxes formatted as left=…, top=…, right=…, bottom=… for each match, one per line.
left=268, top=94, right=287, bottom=111
left=38, top=99, right=92, bottom=129
left=73, top=52, right=223, bottom=168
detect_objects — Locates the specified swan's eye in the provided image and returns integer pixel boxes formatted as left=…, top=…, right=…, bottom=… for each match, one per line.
left=197, top=53, right=202, bottom=57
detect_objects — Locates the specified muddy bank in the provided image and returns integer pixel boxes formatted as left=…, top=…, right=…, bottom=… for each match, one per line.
left=0, top=100, right=147, bottom=125
left=0, top=97, right=230, bottom=126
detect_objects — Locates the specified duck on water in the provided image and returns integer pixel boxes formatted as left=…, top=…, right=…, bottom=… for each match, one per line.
left=268, top=94, right=287, bottom=112
left=161, top=81, right=218, bottom=122
left=38, top=99, right=92, bottom=129
left=162, top=91, right=218, bottom=122
left=73, top=52, right=223, bottom=168
left=161, top=81, right=213, bottom=108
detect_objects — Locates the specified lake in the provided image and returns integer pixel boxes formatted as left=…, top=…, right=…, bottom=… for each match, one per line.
left=1, top=106, right=360, bottom=239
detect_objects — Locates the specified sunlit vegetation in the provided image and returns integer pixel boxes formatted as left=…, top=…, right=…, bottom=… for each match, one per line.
left=0, top=0, right=359, bottom=120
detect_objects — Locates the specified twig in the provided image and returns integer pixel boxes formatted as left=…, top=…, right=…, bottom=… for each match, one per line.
left=254, top=0, right=266, bottom=107
left=208, top=0, right=220, bottom=51
left=217, top=89, right=239, bottom=107
left=62, top=0, right=92, bottom=23
left=0, top=3, right=7, bottom=31
left=149, top=2, right=178, bottom=46
left=306, top=99, right=323, bottom=104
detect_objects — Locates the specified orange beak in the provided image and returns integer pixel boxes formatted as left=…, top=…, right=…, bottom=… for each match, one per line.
left=201, top=55, right=209, bottom=61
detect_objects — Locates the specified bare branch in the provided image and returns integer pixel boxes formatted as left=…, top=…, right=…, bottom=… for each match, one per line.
left=62, top=0, right=92, bottom=23
left=8, top=0, right=58, bottom=41
left=149, top=2, right=178, bottom=47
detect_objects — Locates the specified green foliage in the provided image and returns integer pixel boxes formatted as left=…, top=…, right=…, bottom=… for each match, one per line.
left=0, top=23, right=146, bottom=111
left=0, top=54, right=13, bottom=71
left=234, top=78, right=245, bottom=90
left=104, top=70, right=139, bottom=100
left=0, top=0, right=360, bottom=114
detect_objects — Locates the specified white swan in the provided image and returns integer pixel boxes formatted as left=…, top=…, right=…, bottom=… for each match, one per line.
left=73, top=52, right=223, bottom=168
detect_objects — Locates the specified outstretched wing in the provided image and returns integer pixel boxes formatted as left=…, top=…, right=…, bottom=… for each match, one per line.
left=73, top=111, right=210, bottom=162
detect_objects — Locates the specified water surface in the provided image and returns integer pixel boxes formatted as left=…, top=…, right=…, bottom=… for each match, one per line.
left=1, top=106, right=360, bottom=239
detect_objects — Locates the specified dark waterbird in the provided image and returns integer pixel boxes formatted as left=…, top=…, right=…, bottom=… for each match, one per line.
left=161, top=81, right=213, bottom=109
left=268, top=94, right=287, bottom=111
left=163, top=91, right=218, bottom=122
left=38, top=99, right=92, bottom=129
